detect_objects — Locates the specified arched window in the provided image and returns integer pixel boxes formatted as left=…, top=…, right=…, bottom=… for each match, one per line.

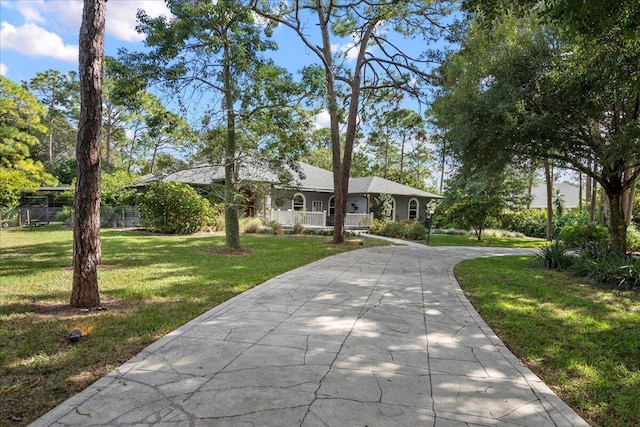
left=328, top=195, right=335, bottom=216
left=408, top=198, right=419, bottom=220
left=292, top=193, right=306, bottom=211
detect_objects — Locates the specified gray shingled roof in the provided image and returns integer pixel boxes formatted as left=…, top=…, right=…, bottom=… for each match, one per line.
left=144, top=161, right=280, bottom=186
left=291, top=162, right=334, bottom=191
left=141, top=160, right=442, bottom=199
left=349, top=176, right=442, bottom=198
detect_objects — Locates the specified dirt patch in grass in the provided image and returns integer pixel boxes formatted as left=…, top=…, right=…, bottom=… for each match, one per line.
left=31, top=296, right=129, bottom=318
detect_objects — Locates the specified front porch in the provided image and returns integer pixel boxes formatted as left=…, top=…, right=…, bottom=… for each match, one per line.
left=269, top=209, right=373, bottom=229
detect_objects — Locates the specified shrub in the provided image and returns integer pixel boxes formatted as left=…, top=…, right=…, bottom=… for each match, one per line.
left=380, top=221, right=407, bottom=238
left=267, top=220, right=283, bottom=235
left=559, top=222, right=610, bottom=248
left=502, top=209, right=547, bottom=238
left=55, top=206, right=73, bottom=223
left=406, top=222, right=427, bottom=240
left=369, top=220, right=426, bottom=240
left=539, top=240, right=573, bottom=270
left=369, top=219, right=386, bottom=234
left=565, top=242, right=640, bottom=289
left=571, top=243, right=628, bottom=285
left=372, top=194, right=393, bottom=221
left=483, top=228, right=525, bottom=238
left=210, top=203, right=225, bottom=231
left=137, top=181, right=212, bottom=234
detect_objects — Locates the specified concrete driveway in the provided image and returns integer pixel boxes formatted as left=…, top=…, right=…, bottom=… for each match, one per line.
left=31, top=241, right=588, bottom=426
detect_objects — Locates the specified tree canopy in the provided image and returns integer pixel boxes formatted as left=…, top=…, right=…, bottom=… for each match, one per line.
left=0, top=76, right=57, bottom=211
left=432, top=4, right=640, bottom=252
left=252, top=0, right=452, bottom=242
left=125, top=0, right=310, bottom=249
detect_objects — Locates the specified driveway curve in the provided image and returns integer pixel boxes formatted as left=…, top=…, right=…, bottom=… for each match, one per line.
left=31, top=242, right=588, bottom=426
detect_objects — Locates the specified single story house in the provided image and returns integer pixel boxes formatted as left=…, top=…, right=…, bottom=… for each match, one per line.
left=140, top=161, right=442, bottom=227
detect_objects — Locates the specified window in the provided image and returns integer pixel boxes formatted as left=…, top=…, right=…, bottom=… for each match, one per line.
left=312, top=200, right=323, bottom=212
left=328, top=196, right=335, bottom=216
left=408, top=198, right=419, bottom=220
left=292, top=193, right=305, bottom=211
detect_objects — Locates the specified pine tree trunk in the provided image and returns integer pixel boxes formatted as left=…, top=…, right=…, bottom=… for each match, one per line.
left=223, top=39, right=240, bottom=250
left=71, top=0, right=105, bottom=308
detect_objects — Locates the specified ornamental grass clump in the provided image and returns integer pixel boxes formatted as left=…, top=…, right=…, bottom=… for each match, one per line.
left=539, top=240, right=573, bottom=270
left=241, top=218, right=262, bottom=234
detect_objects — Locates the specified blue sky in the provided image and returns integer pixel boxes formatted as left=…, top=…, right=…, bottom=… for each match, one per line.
left=0, top=0, right=364, bottom=127
left=0, top=0, right=448, bottom=130
left=0, top=1, right=174, bottom=82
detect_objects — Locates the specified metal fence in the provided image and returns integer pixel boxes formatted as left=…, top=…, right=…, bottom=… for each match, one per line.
left=100, top=206, right=142, bottom=228
left=2, top=206, right=141, bottom=228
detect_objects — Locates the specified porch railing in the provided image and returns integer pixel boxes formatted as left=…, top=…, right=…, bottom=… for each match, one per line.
left=345, top=213, right=373, bottom=228
left=270, top=209, right=327, bottom=227
left=269, top=209, right=372, bottom=229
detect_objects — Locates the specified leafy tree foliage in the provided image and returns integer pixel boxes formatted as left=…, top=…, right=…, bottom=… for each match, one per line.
left=24, top=70, right=80, bottom=164
left=372, top=193, right=394, bottom=221
left=442, top=166, right=530, bottom=240
left=127, top=0, right=310, bottom=249
left=252, top=0, right=452, bottom=243
left=0, top=76, right=57, bottom=211
left=367, top=108, right=433, bottom=190
left=432, top=7, right=640, bottom=252
left=301, top=128, right=370, bottom=177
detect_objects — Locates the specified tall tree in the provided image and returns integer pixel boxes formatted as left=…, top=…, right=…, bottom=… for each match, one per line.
left=25, top=70, right=80, bottom=164
left=432, top=8, right=640, bottom=253
left=102, top=58, right=131, bottom=166
left=143, top=95, right=195, bottom=173
left=127, top=0, right=309, bottom=249
left=252, top=0, right=450, bottom=243
left=71, top=0, right=106, bottom=308
left=367, top=108, right=433, bottom=189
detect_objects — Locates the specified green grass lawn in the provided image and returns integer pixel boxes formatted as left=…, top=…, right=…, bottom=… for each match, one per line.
left=0, top=226, right=388, bottom=426
left=426, top=233, right=545, bottom=248
left=456, top=256, right=640, bottom=426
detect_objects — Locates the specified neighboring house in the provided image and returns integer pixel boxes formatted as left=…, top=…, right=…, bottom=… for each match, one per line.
left=140, top=161, right=442, bottom=227
left=530, top=182, right=581, bottom=210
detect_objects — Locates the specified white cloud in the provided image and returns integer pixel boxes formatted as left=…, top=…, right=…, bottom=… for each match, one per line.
left=106, top=0, right=172, bottom=42
left=0, top=21, right=78, bottom=62
left=11, top=1, right=172, bottom=43
left=341, top=42, right=360, bottom=61
left=14, top=0, right=48, bottom=25
left=0, top=63, right=8, bottom=76
left=313, top=110, right=331, bottom=129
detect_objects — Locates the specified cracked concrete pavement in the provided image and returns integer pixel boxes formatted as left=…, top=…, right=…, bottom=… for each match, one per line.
left=30, top=240, right=589, bottom=426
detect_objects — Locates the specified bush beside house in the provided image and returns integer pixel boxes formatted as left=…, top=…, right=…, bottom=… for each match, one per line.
left=137, top=181, right=213, bottom=234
